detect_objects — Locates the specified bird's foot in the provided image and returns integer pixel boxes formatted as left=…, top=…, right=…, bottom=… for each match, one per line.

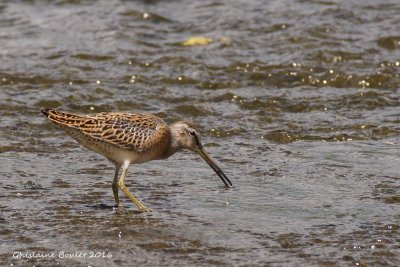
left=138, top=206, right=153, bottom=213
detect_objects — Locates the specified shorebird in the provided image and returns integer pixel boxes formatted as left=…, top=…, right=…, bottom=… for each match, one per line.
left=41, top=107, right=232, bottom=212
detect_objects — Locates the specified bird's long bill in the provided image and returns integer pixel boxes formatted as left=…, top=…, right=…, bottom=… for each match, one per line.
left=197, top=147, right=232, bottom=188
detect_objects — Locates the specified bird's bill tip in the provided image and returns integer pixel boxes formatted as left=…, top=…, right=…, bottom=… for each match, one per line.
left=197, top=147, right=233, bottom=188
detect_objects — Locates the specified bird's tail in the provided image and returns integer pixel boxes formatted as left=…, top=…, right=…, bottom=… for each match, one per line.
left=41, top=107, right=54, bottom=117
left=41, top=107, right=88, bottom=128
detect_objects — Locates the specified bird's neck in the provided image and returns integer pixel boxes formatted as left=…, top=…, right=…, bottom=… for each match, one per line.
left=159, top=125, right=182, bottom=159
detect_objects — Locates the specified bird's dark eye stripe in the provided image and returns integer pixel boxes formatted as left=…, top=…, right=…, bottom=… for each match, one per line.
left=193, top=134, right=202, bottom=147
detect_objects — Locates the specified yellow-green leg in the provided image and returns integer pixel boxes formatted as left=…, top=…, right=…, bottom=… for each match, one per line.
left=118, top=161, right=152, bottom=212
left=112, top=164, right=120, bottom=207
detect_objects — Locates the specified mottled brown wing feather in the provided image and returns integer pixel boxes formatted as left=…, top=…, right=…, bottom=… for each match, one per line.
left=43, top=108, right=170, bottom=153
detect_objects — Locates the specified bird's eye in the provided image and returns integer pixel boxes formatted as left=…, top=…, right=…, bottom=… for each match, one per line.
left=189, top=130, right=196, bottom=136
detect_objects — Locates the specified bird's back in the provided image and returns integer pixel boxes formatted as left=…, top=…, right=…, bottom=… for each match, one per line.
left=41, top=108, right=172, bottom=164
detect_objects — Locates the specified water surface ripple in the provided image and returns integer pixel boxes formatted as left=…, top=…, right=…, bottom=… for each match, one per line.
left=0, top=1, right=399, bottom=266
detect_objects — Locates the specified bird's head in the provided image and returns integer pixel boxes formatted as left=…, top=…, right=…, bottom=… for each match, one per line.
left=170, top=121, right=202, bottom=151
left=170, top=121, right=232, bottom=188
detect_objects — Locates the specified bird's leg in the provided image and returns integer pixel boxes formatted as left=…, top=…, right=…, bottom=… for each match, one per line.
left=118, top=161, right=152, bottom=212
left=112, top=163, right=121, bottom=207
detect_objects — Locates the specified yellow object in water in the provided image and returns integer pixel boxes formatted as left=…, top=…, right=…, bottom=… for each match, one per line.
left=181, top=36, right=213, bottom=46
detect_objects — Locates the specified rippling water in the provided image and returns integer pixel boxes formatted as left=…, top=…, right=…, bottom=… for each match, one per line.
left=1, top=0, right=399, bottom=266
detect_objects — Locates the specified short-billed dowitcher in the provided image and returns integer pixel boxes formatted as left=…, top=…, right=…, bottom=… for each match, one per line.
left=41, top=107, right=232, bottom=212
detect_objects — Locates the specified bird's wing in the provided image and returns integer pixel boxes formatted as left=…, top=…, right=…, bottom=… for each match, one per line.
left=43, top=109, right=170, bottom=152
left=88, top=112, right=170, bottom=152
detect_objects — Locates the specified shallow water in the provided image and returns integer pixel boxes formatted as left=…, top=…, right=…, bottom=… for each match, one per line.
left=0, top=0, right=399, bottom=266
